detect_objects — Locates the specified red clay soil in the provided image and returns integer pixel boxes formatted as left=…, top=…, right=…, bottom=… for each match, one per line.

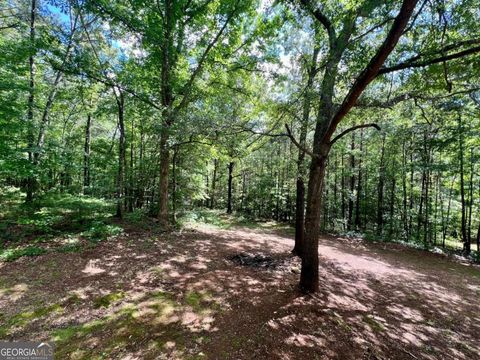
left=0, top=223, right=479, bottom=359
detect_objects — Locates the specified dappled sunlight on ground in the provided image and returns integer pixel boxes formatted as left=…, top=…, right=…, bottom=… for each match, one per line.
left=0, top=222, right=479, bottom=359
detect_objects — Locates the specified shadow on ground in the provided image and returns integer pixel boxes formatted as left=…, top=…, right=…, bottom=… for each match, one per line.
left=0, top=222, right=479, bottom=359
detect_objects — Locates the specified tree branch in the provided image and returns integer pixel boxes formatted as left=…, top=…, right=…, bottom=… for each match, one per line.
left=285, top=124, right=317, bottom=158
left=378, top=41, right=480, bottom=75
left=322, top=0, right=419, bottom=143
left=351, top=17, right=394, bottom=43
left=297, top=0, right=335, bottom=45
left=171, top=135, right=213, bottom=148
left=174, top=4, right=238, bottom=114
left=330, top=123, right=380, bottom=145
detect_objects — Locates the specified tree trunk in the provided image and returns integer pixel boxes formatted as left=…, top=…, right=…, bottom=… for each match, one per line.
left=83, top=114, right=91, bottom=194
left=377, top=135, right=386, bottom=236
left=240, top=171, right=246, bottom=212
left=294, top=176, right=306, bottom=254
left=172, top=148, right=177, bottom=223
left=423, top=131, right=431, bottom=245
left=389, top=177, right=396, bottom=237
left=116, top=92, right=125, bottom=218
left=433, top=174, right=439, bottom=245
left=459, top=115, right=470, bottom=254
left=348, top=132, right=355, bottom=230
left=293, top=38, right=320, bottom=256
left=442, top=176, right=456, bottom=248
left=354, top=129, right=363, bottom=229
left=417, top=169, right=425, bottom=242
left=137, top=127, right=144, bottom=208
left=227, top=162, right=234, bottom=214
left=210, top=158, right=218, bottom=209
left=341, top=152, right=346, bottom=228
left=467, top=148, right=474, bottom=244
left=402, top=137, right=408, bottom=238
left=26, top=0, right=36, bottom=203
left=476, top=219, right=480, bottom=253
left=158, top=127, right=170, bottom=227
left=301, top=152, right=328, bottom=293
left=35, top=14, right=78, bottom=165
left=408, top=145, right=415, bottom=240
left=477, top=180, right=480, bottom=252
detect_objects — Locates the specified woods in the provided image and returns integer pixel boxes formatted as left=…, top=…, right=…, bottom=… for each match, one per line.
left=2, top=0, right=480, bottom=285
left=1, top=0, right=480, bottom=358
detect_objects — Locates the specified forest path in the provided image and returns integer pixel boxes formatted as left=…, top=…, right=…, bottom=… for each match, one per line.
left=200, top=224, right=480, bottom=360
left=0, top=222, right=479, bottom=359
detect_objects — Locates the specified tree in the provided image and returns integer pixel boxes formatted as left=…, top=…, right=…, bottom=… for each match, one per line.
left=293, top=0, right=480, bottom=292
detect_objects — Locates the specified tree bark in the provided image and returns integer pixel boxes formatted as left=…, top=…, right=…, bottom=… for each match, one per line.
left=210, top=158, right=218, bottom=209
left=126, top=117, right=135, bottom=212
left=227, top=162, right=234, bottom=214
left=354, top=129, right=363, bottom=229
left=467, top=148, right=474, bottom=244
left=389, top=177, right=396, bottom=237
left=348, top=132, right=355, bottom=230
left=172, top=147, right=177, bottom=223
left=301, top=151, right=329, bottom=293
left=116, top=92, right=125, bottom=218
left=459, top=114, right=470, bottom=254
left=442, top=176, right=456, bottom=248
left=158, top=126, right=170, bottom=227
left=293, top=38, right=320, bottom=256
left=402, top=137, right=408, bottom=238
left=83, top=114, right=91, bottom=194
left=377, top=135, right=386, bottom=236
left=26, top=0, right=36, bottom=203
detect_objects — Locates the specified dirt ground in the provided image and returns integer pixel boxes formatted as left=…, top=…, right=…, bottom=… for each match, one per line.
left=1, top=222, right=479, bottom=359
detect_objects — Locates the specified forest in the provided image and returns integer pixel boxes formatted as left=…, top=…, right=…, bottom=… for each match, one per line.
left=1, top=0, right=480, bottom=358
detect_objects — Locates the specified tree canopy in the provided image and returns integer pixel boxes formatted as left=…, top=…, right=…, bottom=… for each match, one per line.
left=1, top=0, right=480, bottom=292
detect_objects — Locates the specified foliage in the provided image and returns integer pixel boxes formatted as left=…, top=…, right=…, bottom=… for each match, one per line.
left=0, top=246, right=48, bottom=262
left=0, top=0, right=479, bottom=257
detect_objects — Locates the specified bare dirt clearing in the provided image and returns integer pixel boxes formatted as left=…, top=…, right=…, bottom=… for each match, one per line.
left=1, top=222, right=479, bottom=359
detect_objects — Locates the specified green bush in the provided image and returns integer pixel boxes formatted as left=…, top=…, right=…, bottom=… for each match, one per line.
left=81, top=221, right=123, bottom=242
left=57, top=243, right=82, bottom=253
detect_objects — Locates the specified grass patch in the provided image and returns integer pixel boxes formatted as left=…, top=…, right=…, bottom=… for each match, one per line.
left=93, top=292, right=125, bottom=309
left=362, top=315, right=385, bottom=332
left=56, top=243, right=82, bottom=253
left=0, top=245, right=47, bottom=262
left=178, top=209, right=260, bottom=230
left=0, top=192, right=115, bottom=244
left=0, top=303, right=63, bottom=337
left=81, top=221, right=123, bottom=242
